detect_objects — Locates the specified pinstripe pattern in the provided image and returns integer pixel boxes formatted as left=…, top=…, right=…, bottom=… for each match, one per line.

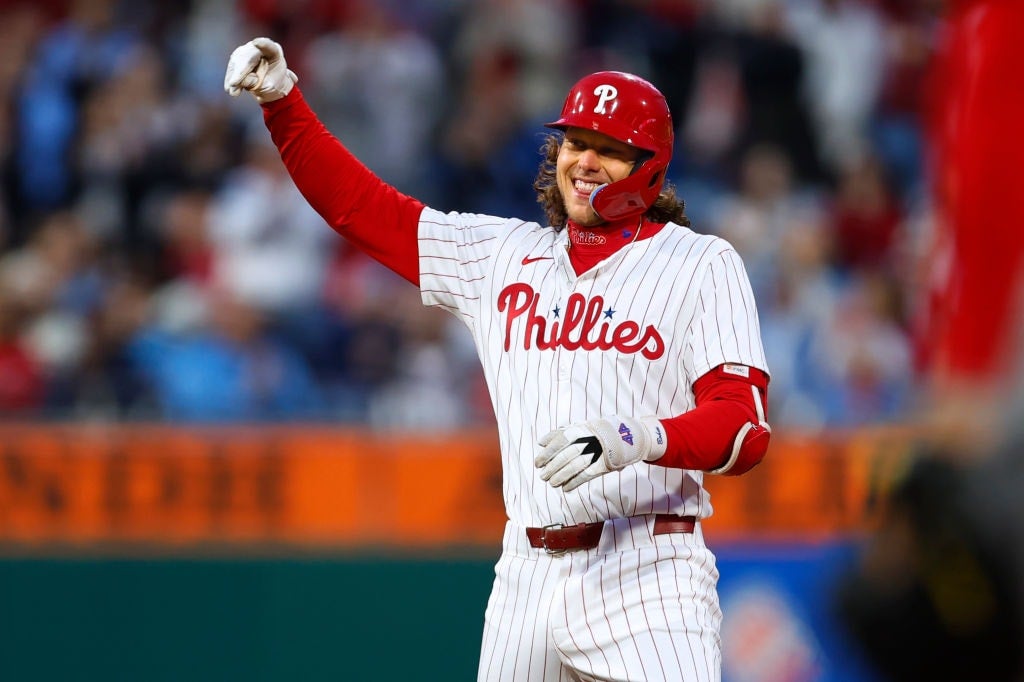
left=419, top=208, right=761, bottom=681
left=480, top=518, right=722, bottom=681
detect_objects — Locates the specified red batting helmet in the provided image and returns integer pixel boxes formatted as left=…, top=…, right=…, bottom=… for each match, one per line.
left=546, top=71, right=674, bottom=222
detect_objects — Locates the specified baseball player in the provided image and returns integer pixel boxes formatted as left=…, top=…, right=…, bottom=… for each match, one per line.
left=225, top=37, right=771, bottom=681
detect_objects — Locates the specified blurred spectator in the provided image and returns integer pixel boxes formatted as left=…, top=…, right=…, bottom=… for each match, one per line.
left=181, top=0, right=250, bottom=99
left=688, top=0, right=826, bottom=184
left=758, top=217, right=839, bottom=429
left=678, top=48, right=744, bottom=182
left=11, top=0, right=140, bottom=221
left=641, top=0, right=703, bottom=138
left=711, top=143, right=822, bottom=300
left=73, top=269, right=157, bottom=419
left=0, top=210, right=106, bottom=409
left=829, top=152, right=905, bottom=273
left=319, top=249, right=418, bottom=421
left=367, top=299, right=476, bottom=431
left=437, top=0, right=577, bottom=219
left=784, top=0, right=886, bottom=173
left=433, top=43, right=545, bottom=219
left=301, top=0, right=446, bottom=198
left=206, top=131, right=337, bottom=366
left=870, top=0, right=935, bottom=197
left=151, top=188, right=215, bottom=286
left=449, top=0, right=576, bottom=122
left=0, top=4, right=46, bottom=236
left=173, top=103, right=248, bottom=193
left=0, top=285, right=45, bottom=414
left=128, top=287, right=324, bottom=422
left=805, top=271, right=912, bottom=425
left=76, top=43, right=200, bottom=252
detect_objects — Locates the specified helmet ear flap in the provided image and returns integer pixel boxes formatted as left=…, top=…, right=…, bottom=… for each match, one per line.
left=589, top=147, right=671, bottom=222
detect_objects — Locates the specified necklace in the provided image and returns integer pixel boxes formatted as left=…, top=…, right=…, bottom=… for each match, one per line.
left=629, top=217, right=643, bottom=244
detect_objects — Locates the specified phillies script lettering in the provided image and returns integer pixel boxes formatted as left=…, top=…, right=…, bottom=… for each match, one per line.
left=497, top=283, right=665, bottom=359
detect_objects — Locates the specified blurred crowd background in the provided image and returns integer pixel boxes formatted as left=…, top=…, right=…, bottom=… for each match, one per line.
left=0, top=0, right=942, bottom=430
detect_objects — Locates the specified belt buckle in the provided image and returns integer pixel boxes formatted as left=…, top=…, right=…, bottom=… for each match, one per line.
left=541, top=523, right=567, bottom=556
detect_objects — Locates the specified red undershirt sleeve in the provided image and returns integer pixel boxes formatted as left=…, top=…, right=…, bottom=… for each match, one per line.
left=261, top=87, right=424, bottom=285
left=656, top=366, right=770, bottom=471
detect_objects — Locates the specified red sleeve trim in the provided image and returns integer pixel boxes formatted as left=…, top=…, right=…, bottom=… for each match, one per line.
left=262, top=88, right=424, bottom=284
left=656, top=365, right=770, bottom=471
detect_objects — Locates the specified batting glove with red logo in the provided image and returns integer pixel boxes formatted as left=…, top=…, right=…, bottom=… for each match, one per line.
left=224, top=37, right=297, bottom=104
left=536, top=416, right=667, bottom=491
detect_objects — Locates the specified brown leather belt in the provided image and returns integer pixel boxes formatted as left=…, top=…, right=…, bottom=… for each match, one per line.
left=526, top=514, right=696, bottom=554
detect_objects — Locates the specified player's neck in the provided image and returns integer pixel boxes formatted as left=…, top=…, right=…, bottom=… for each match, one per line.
left=565, top=216, right=657, bottom=275
left=566, top=216, right=642, bottom=249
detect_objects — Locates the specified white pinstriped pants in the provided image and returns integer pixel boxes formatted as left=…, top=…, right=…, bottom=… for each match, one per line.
left=477, top=515, right=722, bottom=682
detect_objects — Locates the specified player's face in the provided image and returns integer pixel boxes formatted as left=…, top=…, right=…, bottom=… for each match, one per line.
left=557, top=127, right=641, bottom=226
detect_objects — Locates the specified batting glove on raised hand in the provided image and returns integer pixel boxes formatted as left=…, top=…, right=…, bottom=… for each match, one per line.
left=536, top=416, right=667, bottom=492
left=224, top=37, right=297, bottom=104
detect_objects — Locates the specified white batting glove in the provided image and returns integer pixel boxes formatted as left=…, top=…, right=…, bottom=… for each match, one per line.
left=536, top=416, right=667, bottom=492
left=224, top=37, right=297, bottom=104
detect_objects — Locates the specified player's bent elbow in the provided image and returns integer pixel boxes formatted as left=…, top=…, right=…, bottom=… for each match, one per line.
left=708, top=421, right=771, bottom=476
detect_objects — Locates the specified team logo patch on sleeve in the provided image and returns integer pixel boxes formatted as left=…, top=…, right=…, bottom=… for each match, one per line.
left=722, top=364, right=750, bottom=378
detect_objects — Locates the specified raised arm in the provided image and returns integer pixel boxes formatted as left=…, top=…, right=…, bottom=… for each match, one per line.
left=224, top=37, right=423, bottom=284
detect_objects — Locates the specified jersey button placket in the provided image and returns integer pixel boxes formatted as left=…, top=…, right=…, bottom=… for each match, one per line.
left=552, top=280, right=573, bottom=422
left=556, top=296, right=570, bottom=384
left=552, top=268, right=577, bottom=417
left=555, top=347, right=572, bottom=425
left=556, top=280, right=575, bottom=425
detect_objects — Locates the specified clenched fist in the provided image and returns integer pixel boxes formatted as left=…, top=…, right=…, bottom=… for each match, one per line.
left=224, top=37, right=297, bottom=104
left=536, top=416, right=667, bottom=491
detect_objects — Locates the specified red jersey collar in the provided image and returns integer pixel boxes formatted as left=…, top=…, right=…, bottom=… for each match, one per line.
left=565, top=217, right=666, bottom=274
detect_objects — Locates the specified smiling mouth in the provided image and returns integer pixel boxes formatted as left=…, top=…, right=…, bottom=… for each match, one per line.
left=573, top=179, right=602, bottom=195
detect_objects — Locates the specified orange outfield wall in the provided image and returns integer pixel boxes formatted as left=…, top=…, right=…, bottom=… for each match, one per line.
left=0, top=424, right=916, bottom=549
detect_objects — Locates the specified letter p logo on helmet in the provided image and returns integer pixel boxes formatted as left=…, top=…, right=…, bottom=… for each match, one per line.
left=593, top=84, right=618, bottom=114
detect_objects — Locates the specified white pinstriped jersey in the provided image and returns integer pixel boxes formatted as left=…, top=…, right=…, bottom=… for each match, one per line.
left=419, top=208, right=769, bottom=529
